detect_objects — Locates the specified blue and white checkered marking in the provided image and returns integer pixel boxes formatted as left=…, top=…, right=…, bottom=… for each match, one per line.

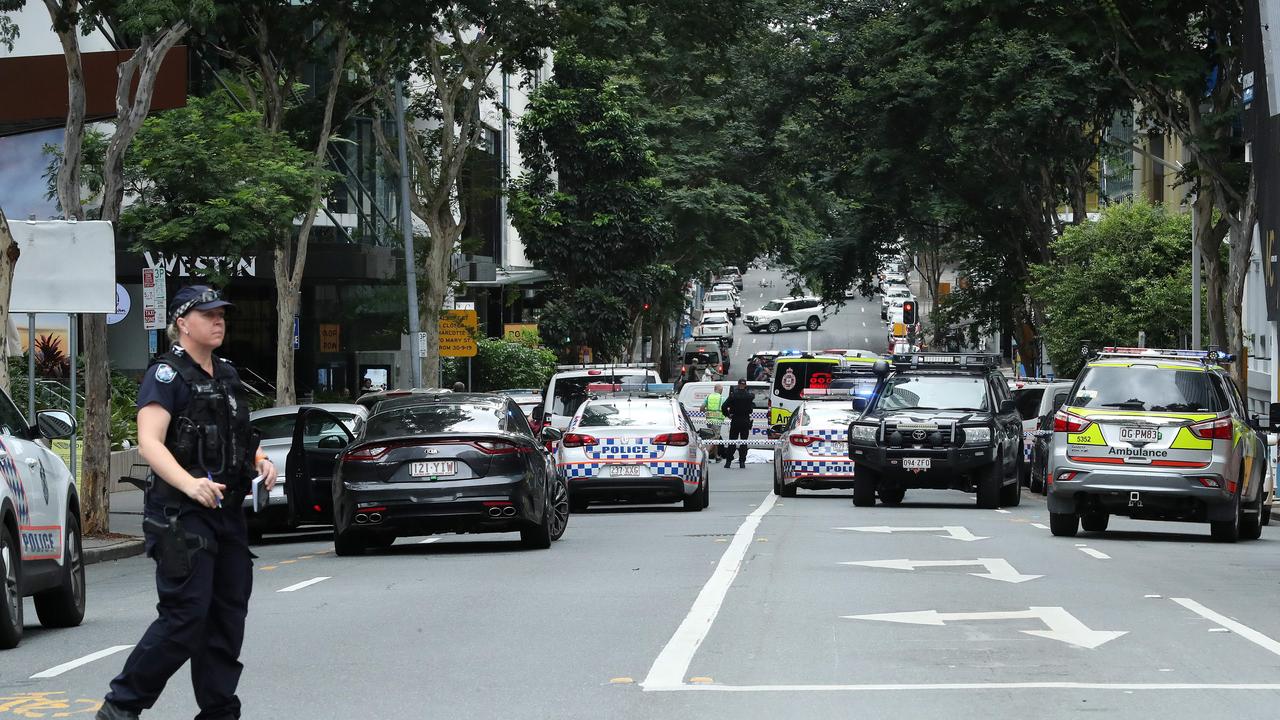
left=0, top=439, right=28, bottom=524
left=559, top=460, right=699, bottom=481
left=785, top=459, right=855, bottom=476
left=805, top=427, right=849, bottom=457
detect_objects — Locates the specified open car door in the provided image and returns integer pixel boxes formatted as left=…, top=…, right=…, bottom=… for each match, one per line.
left=285, top=407, right=355, bottom=527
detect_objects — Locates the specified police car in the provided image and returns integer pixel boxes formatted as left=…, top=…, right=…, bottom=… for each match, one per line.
left=1046, top=347, right=1268, bottom=542
left=772, top=389, right=863, bottom=496
left=555, top=383, right=713, bottom=512
left=0, top=403, right=84, bottom=649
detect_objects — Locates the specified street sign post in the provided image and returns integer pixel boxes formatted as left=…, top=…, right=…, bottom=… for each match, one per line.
left=439, top=310, right=478, bottom=357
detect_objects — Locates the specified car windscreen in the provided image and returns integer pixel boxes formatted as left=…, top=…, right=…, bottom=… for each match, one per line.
left=1069, top=366, right=1224, bottom=413
left=761, top=301, right=784, bottom=312
left=801, top=404, right=861, bottom=426
left=551, top=374, right=651, bottom=417
left=577, top=400, right=675, bottom=428
left=254, top=411, right=358, bottom=440
left=365, top=402, right=503, bottom=439
left=874, top=376, right=989, bottom=412
left=706, top=292, right=731, bottom=303
left=1012, top=388, right=1045, bottom=420
left=684, top=345, right=723, bottom=364
left=772, top=361, right=840, bottom=401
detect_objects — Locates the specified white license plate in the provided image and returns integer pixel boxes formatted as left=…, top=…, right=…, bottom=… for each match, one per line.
left=410, top=461, right=457, bottom=477
left=1119, top=426, right=1159, bottom=443
left=607, top=464, right=645, bottom=477
left=902, top=458, right=931, bottom=470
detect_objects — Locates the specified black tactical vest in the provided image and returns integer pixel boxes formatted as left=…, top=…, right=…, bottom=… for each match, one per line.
left=155, top=347, right=257, bottom=495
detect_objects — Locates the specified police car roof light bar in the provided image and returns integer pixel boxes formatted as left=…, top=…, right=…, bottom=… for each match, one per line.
left=892, top=353, right=1001, bottom=369
left=555, top=362, right=656, bottom=371
left=1097, top=347, right=1235, bottom=364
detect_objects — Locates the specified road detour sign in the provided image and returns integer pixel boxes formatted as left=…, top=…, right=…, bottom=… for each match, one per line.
left=439, top=310, right=479, bottom=357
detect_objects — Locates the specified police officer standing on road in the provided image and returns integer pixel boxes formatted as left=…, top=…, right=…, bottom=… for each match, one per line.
left=720, top=379, right=756, bottom=469
left=97, top=286, right=277, bottom=720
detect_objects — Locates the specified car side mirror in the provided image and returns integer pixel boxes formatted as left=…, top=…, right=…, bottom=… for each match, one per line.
left=768, top=423, right=787, bottom=440
left=852, top=396, right=869, bottom=412
left=35, top=409, right=76, bottom=440
left=539, top=426, right=563, bottom=444
left=318, top=435, right=345, bottom=449
left=999, top=399, right=1017, bottom=415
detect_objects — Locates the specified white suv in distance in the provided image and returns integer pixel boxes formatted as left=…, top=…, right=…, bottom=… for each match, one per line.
left=744, top=297, right=826, bottom=333
left=702, top=290, right=738, bottom=321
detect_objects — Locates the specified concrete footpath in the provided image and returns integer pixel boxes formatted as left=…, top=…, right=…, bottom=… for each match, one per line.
left=84, top=488, right=146, bottom=565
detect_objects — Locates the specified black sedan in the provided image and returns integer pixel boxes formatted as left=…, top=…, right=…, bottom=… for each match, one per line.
left=294, top=393, right=568, bottom=555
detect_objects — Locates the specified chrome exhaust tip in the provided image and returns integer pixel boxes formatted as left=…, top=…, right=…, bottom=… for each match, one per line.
left=501, top=506, right=516, bottom=517
left=355, top=514, right=368, bottom=524
left=369, top=513, right=382, bottom=523
left=487, top=507, right=503, bottom=518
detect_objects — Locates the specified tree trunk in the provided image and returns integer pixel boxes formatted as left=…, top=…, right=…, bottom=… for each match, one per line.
left=274, top=252, right=300, bottom=404
left=1224, top=177, right=1258, bottom=389
left=421, top=215, right=454, bottom=387
left=47, top=0, right=85, bottom=220
left=0, top=207, right=17, bottom=394
left=80, top=315, right=109, bottom=534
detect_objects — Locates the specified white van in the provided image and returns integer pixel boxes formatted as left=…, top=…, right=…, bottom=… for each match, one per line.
left=677, top=380, right=771, bottom=439
left=534, top=365, right=661, bottom=432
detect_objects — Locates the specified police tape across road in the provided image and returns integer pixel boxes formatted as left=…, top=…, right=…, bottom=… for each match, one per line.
left=701, top=439, right=781, bottom=448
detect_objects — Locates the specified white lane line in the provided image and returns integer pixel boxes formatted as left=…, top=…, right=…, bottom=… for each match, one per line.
left=642, top=493, right=778, bottom=690
left=994, top=509, right=1011, bottom=514
left=1079, top=548, right=1110, bottom=560
left=31, top=645, right=135, bottom=679
left=864, top=337, right=870, bottom=344
left=1172, top=598, right=1280, bottom=655
left=419, top=537, right=441, bottom=544
left=278, top=576, right=332, bottom=593
left=1031, top=523, right=1049, bottom=530
left=646, top=682, right=1280, bottom=693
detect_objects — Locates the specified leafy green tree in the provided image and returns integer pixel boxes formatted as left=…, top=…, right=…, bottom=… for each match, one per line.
left=512, top=48, right=674, bottom=360
left=443, top=337, right=558, bottom=392
left=121, top=92, right=336, bottom=285
left=1029, top=202, right=1192, bottom=378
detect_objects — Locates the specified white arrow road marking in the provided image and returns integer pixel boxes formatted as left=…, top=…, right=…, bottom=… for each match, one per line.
left=1172, top=598, right=1280, bottom=657
left=31, top=645, right=135, bottom=679
left=836, top=526, right=989, bottom=542
left=1079, top=547, right=1110, bottom=559
left=278, top=576, right=331, bottom=593
left=844, top=606, right=1126, bottom=649
left=841, top=558, right=1041, bottom=584
left=642, top=493, right=778, bottom=690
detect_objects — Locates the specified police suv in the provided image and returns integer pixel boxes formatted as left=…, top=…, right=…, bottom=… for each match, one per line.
left=1046, top=347, right=1267, bottom=542
left=846, top=353, right=1024, bottom=508
left=0, top=402, right=84, bottom=649
left=555, top=383, right=713, bottom=512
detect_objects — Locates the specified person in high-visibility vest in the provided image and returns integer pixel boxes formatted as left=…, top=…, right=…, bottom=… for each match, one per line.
left=703, top=384, right=726, bottom=461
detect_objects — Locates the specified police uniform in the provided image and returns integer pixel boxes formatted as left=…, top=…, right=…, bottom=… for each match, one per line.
left=102, top=297, right=259, bottom=720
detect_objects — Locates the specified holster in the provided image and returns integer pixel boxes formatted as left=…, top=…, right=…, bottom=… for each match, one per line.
left=144, top=511, right=218, bottom=579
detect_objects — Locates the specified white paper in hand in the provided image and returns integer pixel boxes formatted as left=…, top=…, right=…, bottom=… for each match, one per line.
left=251, top=474, right=268, bottom=513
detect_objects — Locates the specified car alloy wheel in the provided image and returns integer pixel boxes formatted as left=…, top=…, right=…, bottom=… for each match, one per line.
left=767, top=320, right=781, bottom=334
left=548, top=480, right=570, bottom=541
left=0, top=525, right=22, bottom=649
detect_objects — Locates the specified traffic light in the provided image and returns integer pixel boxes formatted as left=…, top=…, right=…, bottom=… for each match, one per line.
left=902, top=301, right=916, bottom=325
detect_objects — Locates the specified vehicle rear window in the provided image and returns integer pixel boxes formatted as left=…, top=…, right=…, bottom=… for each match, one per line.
left=773, top=361, right=840, bottom=401
left=1070, top=366, right=1224, bottom=413
left=578, top=400, right=675, bottom=428
left=1012, top=388, right=1045, bottom=420
left=253, top=411, right=358, bottom=440
left=684, top=345, right=723, bottom=364
left=365, top=402, right=503, bottom=439
left=706, top=292, right=731, bottom=302
left=551, top=374, right=651, bottom=417
left=801, top=405, right=860, bottom=426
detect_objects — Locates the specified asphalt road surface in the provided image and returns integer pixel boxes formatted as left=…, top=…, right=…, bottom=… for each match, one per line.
left=7, top=277, right=1280, bottom=718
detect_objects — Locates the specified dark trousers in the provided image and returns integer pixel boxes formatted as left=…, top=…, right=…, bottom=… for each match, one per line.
left=107, top=493, right=254, bottom=719
left=726, top=421, right=751, bottom=465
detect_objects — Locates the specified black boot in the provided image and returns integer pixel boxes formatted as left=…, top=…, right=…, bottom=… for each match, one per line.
left=96, top=701, right=141, bottom=720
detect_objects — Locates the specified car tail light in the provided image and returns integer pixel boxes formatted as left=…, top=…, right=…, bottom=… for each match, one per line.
left=472, top=440, right=530, bottom=455
left=653, top=432, right=689, bottom=446
left=1052, top=410, right=1091, bottom=433
left=719, top=364, right=725, bottom=374
left=1196, top=476, right=1222, bottom=488
left=343, top=444, right=392, bottom=462
left=1189, top=417, right=1232, bottom=440
left=562, top=433, right=599, bottom=448
left=789, top=435, right=819, bottom=447
left=1056, top=470, right=1078, bottom=482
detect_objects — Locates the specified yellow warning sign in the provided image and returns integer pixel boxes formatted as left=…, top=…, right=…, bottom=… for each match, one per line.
left=439, top=310, right=478, bottom=357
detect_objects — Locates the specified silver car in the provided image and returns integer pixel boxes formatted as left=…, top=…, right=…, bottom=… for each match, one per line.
left=1045, top=348, right=1267, bottom=542
left=245, top=403, right=367, bottom=539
